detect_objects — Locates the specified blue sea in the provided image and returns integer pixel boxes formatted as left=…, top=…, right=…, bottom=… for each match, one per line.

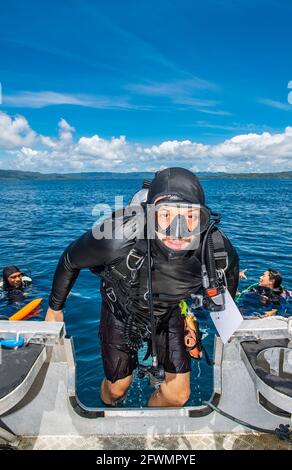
left=0, top=178, right=291, bottom=408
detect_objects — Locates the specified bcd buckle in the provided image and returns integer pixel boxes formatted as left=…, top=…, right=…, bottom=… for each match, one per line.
left=190, top=294, right=204, bottom=309
left=106, top=286, right=117, bottom=303
left=126, top=249, right=145, bottom=272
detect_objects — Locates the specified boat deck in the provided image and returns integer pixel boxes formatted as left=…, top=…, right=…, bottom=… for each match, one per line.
left=17, top=432, right=292, bottom=450
left=1, top=319, right=292, bottom=451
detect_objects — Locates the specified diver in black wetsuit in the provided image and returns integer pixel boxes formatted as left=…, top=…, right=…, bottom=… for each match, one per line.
left=0, top=265, right=32, bottom=303
left=237, top=268, right=291, bottom=317
left=256, top=269, right=285, bottom=304
left=46, top=167, right=239, bottom=407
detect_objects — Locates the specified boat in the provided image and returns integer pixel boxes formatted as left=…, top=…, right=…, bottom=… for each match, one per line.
left=0, top=316, right=291, bottom=450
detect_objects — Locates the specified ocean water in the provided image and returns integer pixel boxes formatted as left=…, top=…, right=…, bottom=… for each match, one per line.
left=0, top=178, right=291, bottom=408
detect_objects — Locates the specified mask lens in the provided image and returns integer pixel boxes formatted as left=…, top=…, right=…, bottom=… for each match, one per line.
left=156, top=203, right=202, bottom=234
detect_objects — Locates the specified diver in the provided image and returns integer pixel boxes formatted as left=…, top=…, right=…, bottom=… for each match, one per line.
left=0, top=265, right=32, bottom=303
left=46, top=167, right=239, bottom=407
left=237, top=268, right=291, bottom=317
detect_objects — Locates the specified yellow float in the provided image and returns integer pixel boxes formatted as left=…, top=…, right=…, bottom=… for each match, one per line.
left=9, top=298, right=43, bottom=321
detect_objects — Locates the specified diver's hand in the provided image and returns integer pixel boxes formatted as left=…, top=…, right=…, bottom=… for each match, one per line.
left=45, top=307, right=64, bottom=322
left=263, top=309, right=277, bottom=317
left=239, top=269, right=248, bottom=280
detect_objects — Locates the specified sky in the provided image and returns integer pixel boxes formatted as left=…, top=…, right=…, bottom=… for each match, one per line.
left=0, top=0, right=292, bottom=173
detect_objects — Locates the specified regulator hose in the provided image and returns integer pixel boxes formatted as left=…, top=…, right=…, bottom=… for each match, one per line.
left=203, top=400, right=292, bottom=444
left=206, top=231, right=217, bottom=288
left=147, top=236, right=159, bottom=368
left=236, top=282, right=259, bottom=303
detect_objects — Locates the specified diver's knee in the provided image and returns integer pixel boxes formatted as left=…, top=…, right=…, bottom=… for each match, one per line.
left=107, top=378, right=131, bottom=400
left=161, top=383, right=191, bottom=407
left=108, top=388, right=126, bottom=401
left=171, top=388, right=191, bottom=406
left=100, top=379, right=126, bottom=404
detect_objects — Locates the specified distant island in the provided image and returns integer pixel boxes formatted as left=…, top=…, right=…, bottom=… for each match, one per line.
left=0, top=169, right=291, bottom=181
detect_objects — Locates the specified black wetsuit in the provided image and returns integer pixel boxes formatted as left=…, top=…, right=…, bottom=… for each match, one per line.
left=250, top=285, right=284, bottom=305
left=1, top=268, right=32, bottom=304
left=49, top=168, right=239, bottom=382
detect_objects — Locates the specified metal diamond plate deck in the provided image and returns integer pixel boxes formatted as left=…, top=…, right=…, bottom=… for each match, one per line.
left=16, top=433, right=292, bottom=450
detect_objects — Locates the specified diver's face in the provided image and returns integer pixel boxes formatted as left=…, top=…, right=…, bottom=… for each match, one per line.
left=7, top=272, right=22, bottom=288
left=156, top=204, right=200, bottom=251
left=259, top=271, right=274, bottom=289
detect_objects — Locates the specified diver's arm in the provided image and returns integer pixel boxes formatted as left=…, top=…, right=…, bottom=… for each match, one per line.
left=47, top=230, right=110, bottom=313
left=48, top=238, right=84, bottom=312
left=47, top=212, right=136, bottom=317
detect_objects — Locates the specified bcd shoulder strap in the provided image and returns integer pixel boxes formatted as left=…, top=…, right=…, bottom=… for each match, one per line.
left=211, top=229, right=228, bottom=271
left=94, top=238, right=148, bottom=283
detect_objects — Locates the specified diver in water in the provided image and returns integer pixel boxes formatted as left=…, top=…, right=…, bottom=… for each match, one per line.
left=237, top=268, right=291, bottom=317
left=46, top=167, right=239, bottom=407
left=0, top=265, right=32, bottom=303
left=257, top=269, right=287, bottom=302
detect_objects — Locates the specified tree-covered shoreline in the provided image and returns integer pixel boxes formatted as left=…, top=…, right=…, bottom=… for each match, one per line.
left=0, top=169, right=291, bottom=181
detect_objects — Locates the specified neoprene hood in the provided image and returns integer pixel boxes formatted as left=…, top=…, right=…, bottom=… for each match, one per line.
left=2, top=265, right=21, bottom=289
left=146, top=167, right=206, bottom=205
left=146, top=168, right=208, bottom=258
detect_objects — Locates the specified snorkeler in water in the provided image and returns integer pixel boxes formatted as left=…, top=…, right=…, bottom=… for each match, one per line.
left=0, top=265, right=32, bottom=303
left=237, top=268, right=291, bottom=317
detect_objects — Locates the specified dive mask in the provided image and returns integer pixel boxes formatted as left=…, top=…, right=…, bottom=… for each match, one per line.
left=155, top=198, right=210, bottom=238
left=151, top=196, right=211, bottom=254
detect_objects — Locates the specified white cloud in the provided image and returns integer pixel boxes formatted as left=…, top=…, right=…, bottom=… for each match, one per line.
left=259, top=98, right=292, bottom=111
left=39, top=135, right=57, bottom=148
left=38, top=119, right=75, bottom=148
left=127, top=78, right=224, bottom=113
left=0, top=111, right=291, bottom=173
left=144, top=140, right=209, bottom=160
left=0, top=112, right=36, bottom=149
left=4, top=91, right=85, bottom=108
left=209, top=128, right=292, bottom=160
left=3, top=91, right=142, bottom=110
left=58, top=118, right=75, bottom=144
left=173, top=97, right=219, bottom=108
left=127, top=78, right=217, bottom=96
left=198, top=109, right=232, bottom=116
left=194, top=121, right=277, bottom=133
left=76, top=135, right=128, bottom=162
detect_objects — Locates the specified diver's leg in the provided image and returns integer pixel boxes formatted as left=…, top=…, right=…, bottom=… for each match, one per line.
left=148, top=307, right=191, bottom=407
left=100, top=374, right=133, bottom=405
left=148, top=371, right=191, bottom=407
left=99, top=302, right=137, bottom=405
